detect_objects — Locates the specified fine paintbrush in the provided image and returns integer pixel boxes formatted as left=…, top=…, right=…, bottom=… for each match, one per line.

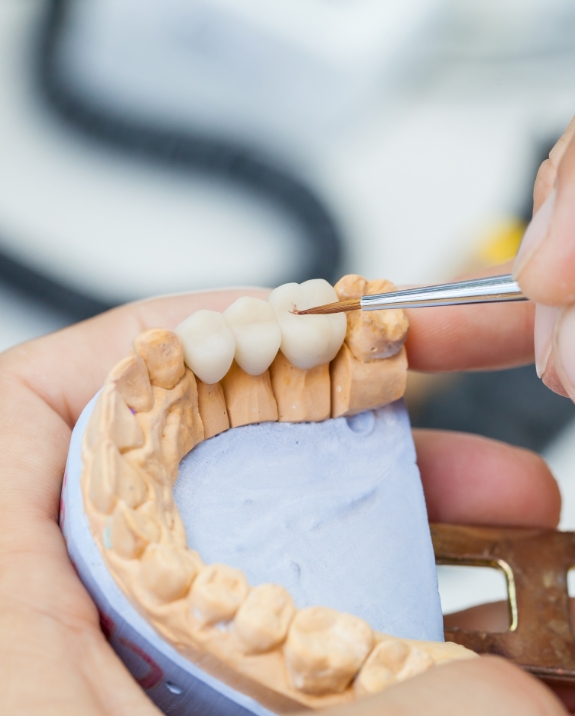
left=296, top=273, right=527, bottom=315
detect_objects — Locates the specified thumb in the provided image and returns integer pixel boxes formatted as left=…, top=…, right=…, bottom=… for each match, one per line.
left=324, top=657, right=566, bottom=716
left=513, top=115, right=575, bottom=305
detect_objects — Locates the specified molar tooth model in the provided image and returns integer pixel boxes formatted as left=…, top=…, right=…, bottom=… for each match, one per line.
left=267, top=279, right=347, bottom=369
left=62, top=275, right=476, bottom=716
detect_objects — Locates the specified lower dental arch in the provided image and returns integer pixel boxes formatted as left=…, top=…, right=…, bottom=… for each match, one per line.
left=80, top=275, right=475, bottom=712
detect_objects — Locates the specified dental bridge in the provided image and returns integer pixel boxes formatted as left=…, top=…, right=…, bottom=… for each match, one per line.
left=76, top=274, right=575, bottom=712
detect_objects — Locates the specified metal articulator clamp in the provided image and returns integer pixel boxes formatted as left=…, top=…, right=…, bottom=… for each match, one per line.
left=432, top=523, right=575, bottom=685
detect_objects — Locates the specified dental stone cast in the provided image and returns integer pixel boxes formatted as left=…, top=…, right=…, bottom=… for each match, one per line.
left=268, top=279, right=347, bottom=370
left=175, top=310, right=236, bottom=384
left=71, top=276, right=477, bottom=715
left=223, top=297, right=282, bottom=375
left=196, top=381, right=230, bottom=439
left=78, top=328, right=475, bottom=711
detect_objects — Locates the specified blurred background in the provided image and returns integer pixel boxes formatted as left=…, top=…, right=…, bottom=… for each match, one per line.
left=2, top=0, right=575, bottom=620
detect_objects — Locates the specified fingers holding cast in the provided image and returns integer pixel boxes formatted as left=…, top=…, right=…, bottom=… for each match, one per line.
left=326, top=657, right=567, bottom=716
left=414, top=429, right=561, bottom=529
left=522, top=261, right=575, bottom=402
left=0, top=289, right=269, bottom=428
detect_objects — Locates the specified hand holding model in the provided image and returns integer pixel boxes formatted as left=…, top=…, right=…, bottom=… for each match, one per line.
left=0, top=274, right=566, bottom=714
left=7, top=111, right=575, bottom=715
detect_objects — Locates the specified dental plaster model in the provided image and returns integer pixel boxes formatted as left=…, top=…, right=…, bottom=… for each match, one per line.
left=62, top=276, right=475, bottom=716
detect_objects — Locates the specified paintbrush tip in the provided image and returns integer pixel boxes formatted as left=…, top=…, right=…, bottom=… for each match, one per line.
left=293, top=298, right=361, bottom=315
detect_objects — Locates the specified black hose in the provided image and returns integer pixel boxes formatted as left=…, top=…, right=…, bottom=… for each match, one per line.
left=6, top=0, right=345, bottom=322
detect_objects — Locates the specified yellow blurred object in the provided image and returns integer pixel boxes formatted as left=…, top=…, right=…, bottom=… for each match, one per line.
left=475, top=218, right=526, bottom=266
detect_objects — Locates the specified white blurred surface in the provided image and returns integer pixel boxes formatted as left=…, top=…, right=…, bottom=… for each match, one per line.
left=545, top=420, right=575, bottom=532
left=2, top=0, right=575, bottom=302
left=0, top=1, right=306, bottom=301
left=437, top=565, right=509, bottom=616
left=59, top=0, right=441, bottom=152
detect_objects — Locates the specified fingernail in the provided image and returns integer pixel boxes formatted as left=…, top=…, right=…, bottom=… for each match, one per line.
left=534, top=304, right=559, bottom=377
left=554, top=305, right=575, bottom=399
left=513, top=188, right=556, bottom=279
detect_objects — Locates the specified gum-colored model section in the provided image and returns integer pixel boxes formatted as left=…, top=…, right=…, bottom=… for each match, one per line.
left=87, top=438, right=148, bottom=514
left=81, top=294, right=476, bottom=714
left=108, top=354, right=154, bottom=412
left=221, top=362, right=279, bottom=428
left=269, top=352, right=330, bottom=423
left=84, top=383, right=144, bottom=454
left=108, top=500, right=161, bottom=559
left=331, top=344, right=408, bottom=418
left=133, top=328, right=186, bottom=390
left=197, top=380, right=230, bottom=439
left=335, top=275, right=409, bottom=362
left=130, top=368, right=204, bottom=481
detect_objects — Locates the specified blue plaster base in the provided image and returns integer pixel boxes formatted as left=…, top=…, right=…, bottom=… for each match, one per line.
left=175, top=401, right=443, bottom=641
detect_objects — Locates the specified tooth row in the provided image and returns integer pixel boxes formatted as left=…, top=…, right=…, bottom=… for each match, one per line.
left=174, top=279, right=346, bottom=384
left=172, top=276, right=406, bottom=422
left=82, top=302, right=472, bottom=708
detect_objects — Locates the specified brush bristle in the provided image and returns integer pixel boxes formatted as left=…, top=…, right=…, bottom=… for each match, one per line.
left=294, top=299, right=361, bottom=315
